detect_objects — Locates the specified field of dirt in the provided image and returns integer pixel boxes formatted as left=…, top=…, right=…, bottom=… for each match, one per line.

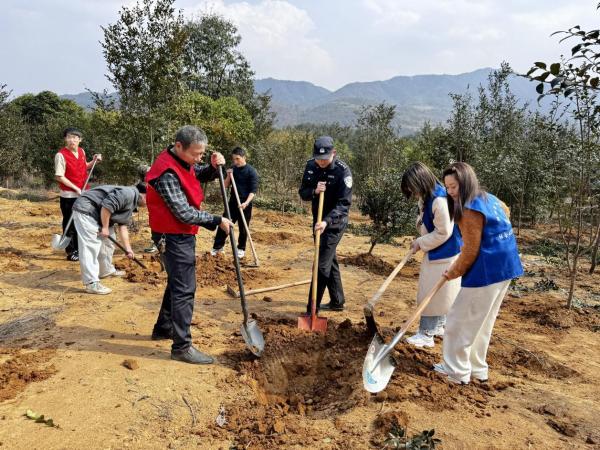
left=0, top=188, right=599, bottom=449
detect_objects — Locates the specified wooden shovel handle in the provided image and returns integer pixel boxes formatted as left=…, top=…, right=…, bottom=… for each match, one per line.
left=311, top=191, right=325, bottom=319
left=230, top=172, right=260, bottom=266
left=367, top=250, right=414, bottom=308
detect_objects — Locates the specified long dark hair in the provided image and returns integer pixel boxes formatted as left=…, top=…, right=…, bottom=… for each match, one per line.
left=442, top=162, right=484, bottom=221
left=401, top=162, right=439, bottom=200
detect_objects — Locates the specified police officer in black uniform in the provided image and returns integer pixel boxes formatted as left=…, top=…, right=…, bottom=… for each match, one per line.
left=299, top=136, right=352, bottom=312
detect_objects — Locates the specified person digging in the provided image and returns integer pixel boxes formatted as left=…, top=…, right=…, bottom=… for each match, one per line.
left=299, top=136, right=352, bottom=313
left=146, top=125, right=232, bottom=365
left=72, top=184, right=146, bottom=295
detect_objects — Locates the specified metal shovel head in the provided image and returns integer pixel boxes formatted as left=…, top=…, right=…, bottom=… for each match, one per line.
left=363, top=334, right=397, bottom=393
left=241, top=319, right=265, bottom=357
left=51, top=234, right=71, bottom=250
left=363, top=304, right=380, bottom=336
left=297, top=314, right=328, bottom=333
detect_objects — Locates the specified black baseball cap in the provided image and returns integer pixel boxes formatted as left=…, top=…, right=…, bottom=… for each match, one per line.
left=313, top=136, right=334, bottom=160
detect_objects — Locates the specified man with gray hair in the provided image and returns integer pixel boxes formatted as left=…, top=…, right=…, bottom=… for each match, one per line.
left=146, top=125, right=232, bottom=365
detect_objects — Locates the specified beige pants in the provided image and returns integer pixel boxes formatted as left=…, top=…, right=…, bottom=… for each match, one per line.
left=442, top=279, right=511, bottom=383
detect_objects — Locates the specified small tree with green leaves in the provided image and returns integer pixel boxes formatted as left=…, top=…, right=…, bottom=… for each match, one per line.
left=526, top=6, right=600, bottom=301
left=358, top=168, right=415, bottom=254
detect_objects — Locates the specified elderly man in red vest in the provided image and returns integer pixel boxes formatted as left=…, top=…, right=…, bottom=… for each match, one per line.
left=54, top=127, right=102, bottom=261
left=146, top=125, right=232, bottom=365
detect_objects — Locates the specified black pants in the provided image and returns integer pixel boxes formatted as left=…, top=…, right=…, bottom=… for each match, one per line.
left=152, top=233, right=196, bottom=352
left=59, top=197, right=79, bottom=255
left=213, top=201, right=253, bottom=251
left=306, top=227, right=345, bottom=312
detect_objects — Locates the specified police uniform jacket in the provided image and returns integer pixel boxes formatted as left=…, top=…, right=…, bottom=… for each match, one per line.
left=298, top=157, right=352, bottom=231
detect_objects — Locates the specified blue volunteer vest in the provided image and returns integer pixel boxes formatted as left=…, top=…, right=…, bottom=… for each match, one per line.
left=422, top=183, right=463, bottom=260
left=461, top=193, right=523, bottom=288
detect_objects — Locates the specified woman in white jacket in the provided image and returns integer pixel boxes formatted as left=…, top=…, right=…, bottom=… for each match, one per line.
left=400, top=162, right=462, bottom=348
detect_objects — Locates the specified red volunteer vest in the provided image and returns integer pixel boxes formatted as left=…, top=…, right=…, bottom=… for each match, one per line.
left=146, top=149, right=205, bottom=234
left=58, top=147, right=88, bottom=192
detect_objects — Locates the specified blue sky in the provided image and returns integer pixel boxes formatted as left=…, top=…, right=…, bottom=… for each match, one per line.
left=1, top=0, right=598, bottom=96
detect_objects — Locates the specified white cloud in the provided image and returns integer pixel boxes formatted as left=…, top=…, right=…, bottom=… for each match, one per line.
left=362, top=0, right=420, bottom=27
left=188, top=0, right=335, bottom=87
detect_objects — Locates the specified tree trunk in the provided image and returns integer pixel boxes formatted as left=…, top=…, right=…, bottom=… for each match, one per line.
left=589, top=221, right=600, bottom=274
left=567, top=259, right=578, bottom=309
left=368, top=241, right=376, bottom=255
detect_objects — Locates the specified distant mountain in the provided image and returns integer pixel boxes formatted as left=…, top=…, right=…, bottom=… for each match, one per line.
left=61, top=91, right=118, bottom=109
left=61, top=68, right=546, bottom=136
left=254, top=68, right=547, bottom=135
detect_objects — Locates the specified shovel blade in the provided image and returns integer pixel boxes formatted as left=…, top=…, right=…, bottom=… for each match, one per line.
left=51, top=234, right=71, bottom=250
left=297, top=314, right=327, bottom=332
left=363, top=334, right=396, bottom=393
left=363, top=304, right=380, bottom=336
left=241, top=320, right=265, bottom=357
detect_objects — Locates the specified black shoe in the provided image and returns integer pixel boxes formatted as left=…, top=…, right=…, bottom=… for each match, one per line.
left=151, top=328, right=173, bottom=341
left=319, top=303, right=344, bottom=311
left=171, top=346, right=214, bottom=365
left=66, top=251, right=79, bottom=261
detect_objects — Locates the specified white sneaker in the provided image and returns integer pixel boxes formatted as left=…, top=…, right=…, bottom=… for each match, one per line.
left=100, top=270, right=126, bottom=278
left=237, top=249, right=245, bottom=258
left=433, top=362, right=468, bottom=385
left=86, top=281, right=112, bottom=295
left=433, top=362, right=448, bottom=375
left=406, top=333, right=434, bottom=348
left=210, top=248, right=224, bottom=256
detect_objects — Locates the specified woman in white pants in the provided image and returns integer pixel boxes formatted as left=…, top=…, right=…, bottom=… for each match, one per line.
left=400, top=162, right=462, bottom=348
left=435, top=162, right=523, bottom=384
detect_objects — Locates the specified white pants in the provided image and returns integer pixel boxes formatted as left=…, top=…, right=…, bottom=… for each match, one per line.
left=442, top=279, right=511, bottom=383
left=73, top=211, right=116, bottom=285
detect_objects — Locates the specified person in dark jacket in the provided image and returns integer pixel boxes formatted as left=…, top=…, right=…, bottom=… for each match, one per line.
left=211, top=146, right=259, bottom=258
left=299, top=136, right=352, bottom=312
left=72, top=185, right=145, bottom=295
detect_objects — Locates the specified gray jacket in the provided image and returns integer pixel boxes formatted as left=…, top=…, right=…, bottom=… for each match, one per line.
left=73, top=185, right=139, bottom=226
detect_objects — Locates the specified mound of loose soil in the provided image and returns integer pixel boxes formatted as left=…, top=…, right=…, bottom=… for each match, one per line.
left=341, top=253, right=420, bottom=278
left=211, top=318, right=508, bottom=449
left=252, top=231, right=306, bottom=245
left=114, top=256, right=164, bottom=286
left=488, top=339, right=578, bottom=380
left=195, top=253, right=276, bottom=288
left=503, top=297, right=600, bottom=332
left=115, top=252, right=277, bottom=289
left=0, top=349, right=57, bottom=401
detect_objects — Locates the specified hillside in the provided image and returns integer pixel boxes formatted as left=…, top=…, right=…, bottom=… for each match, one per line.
left=62, top=68, right=545, bottom=135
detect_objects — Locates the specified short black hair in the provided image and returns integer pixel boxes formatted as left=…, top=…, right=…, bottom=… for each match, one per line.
left=63, top=127, right=82, bottom=138
left=135, top=181, right=147, bottom=194
left=231, top=146, right=246, bottom=157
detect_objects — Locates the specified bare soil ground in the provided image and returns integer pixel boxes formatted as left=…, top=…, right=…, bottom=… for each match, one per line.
left=0, top=189, right=599, bottom=449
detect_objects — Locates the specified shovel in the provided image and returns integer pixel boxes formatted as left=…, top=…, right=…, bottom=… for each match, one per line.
left=217, top=165, right=265, bottom=357
left=106, top=235, right=147, bottom=269
left=298, top=190, right=327, bottom=333
left=51, top=158, right=98, bottom=250
left=363, top=277, right=446, bottom=393
left=229, top=171, right=259, bottom=267
left=364, top=249, right=414, bottom=335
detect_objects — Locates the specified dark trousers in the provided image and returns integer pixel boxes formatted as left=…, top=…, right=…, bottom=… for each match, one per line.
left=213, top=201, right=253, bottom=251
left=59, top=197, right=79, bottom=255
left=152, top=233, right=196, bottom=352
left=306, top=227, right=345, bottom=312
